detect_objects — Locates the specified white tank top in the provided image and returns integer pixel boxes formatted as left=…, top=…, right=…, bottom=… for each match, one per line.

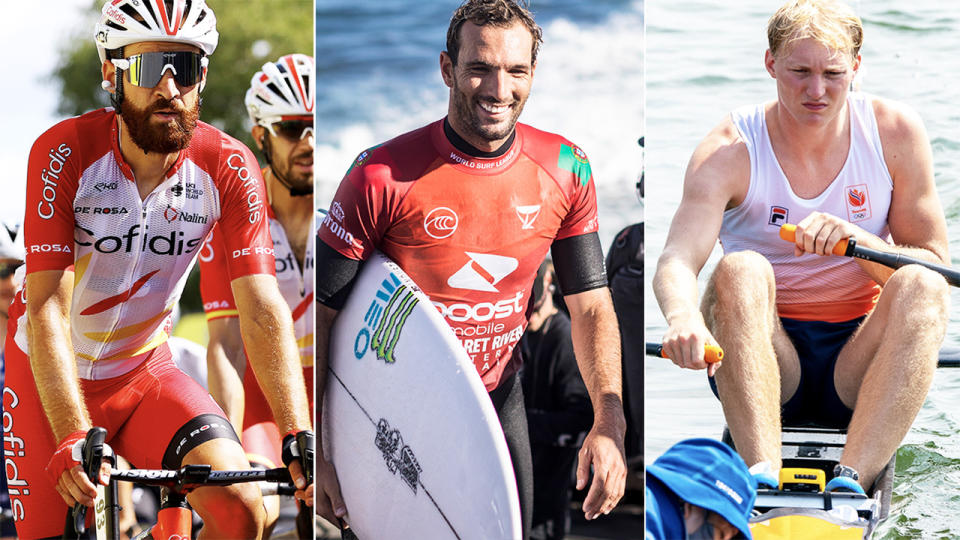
left=719, top=93, right=892, bottom=322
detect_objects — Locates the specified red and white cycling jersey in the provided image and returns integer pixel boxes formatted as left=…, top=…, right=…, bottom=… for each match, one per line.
left=199, top=202, right=315, bottom=367
left=318, top=120, right=598, bottom=390
left=16, top=109, right=275, bottom=379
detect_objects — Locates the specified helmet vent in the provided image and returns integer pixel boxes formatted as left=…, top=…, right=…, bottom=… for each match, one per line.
left=139, top=0, right=158, bottom=26
left=106, top=21, right=125, bottom=31
left=183, top=0, right=194, bottom=23
left=120, top=4, right=149, bottom=29
left=266, top=82, right=291, bottom=105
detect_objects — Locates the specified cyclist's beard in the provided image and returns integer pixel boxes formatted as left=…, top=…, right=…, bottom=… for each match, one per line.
left=121, top=96, right=200, bottom=154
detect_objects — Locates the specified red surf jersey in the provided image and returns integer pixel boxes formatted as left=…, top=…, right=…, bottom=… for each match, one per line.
left=318, top=120, right=599, bottom=390
left=19, top=109, right=275, bottom=379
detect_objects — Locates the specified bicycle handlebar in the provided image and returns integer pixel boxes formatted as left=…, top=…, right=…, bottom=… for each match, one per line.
left=67, top=427, right=297, bottom=539
left=109, top=464, right=293, bottom=491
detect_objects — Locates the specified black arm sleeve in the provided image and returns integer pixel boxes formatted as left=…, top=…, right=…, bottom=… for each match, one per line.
left=550, top=232, right=607, bottom=296
left=315, top=235, right=361, bottom=310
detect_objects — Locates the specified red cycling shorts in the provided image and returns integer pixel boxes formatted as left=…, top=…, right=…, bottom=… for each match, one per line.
left=3, top=332, right=230, bottom=538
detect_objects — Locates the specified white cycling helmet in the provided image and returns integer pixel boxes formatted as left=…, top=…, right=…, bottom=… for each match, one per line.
left=245, top=54, right=315, bottom=127
left=94, top=0, right=219, bottom=62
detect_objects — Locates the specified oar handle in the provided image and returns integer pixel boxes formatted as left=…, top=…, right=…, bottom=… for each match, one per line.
left=779, top=224, right=960, bottom=287
left=778, top=224, right=850, bottom=256
left=645, top=342, right=724, bottom=364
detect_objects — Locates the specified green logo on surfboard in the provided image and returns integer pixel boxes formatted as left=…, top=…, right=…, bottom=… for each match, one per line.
left=354, top=272, right=418, bottom=364
left=371, top=286, right=418, bottom=363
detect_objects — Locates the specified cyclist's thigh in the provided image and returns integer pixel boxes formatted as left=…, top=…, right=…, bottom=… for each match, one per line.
left=241, top=365, right=282, bottom=468
left=3, top=337, right=67, bottom=539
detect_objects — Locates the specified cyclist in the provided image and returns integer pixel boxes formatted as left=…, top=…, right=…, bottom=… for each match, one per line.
left=4, top=1, right=312, bottom=537
left=201, top=53, right=315, bottom=538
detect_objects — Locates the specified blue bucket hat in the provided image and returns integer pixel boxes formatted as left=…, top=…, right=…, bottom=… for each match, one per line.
left=647, top=438, right=757, bottom=539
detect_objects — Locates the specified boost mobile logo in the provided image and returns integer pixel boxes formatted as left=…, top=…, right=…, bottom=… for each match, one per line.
left=354, top=272, right=417, bottom=364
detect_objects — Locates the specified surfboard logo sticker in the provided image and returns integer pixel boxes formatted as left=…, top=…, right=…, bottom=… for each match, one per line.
left=371, top=286, right=418, bottom=364
left=354, top=273, right=403, bottom=359
left=376, top=418, right=423, bottom=493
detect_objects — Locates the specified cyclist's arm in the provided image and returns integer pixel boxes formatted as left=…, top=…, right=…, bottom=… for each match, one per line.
left=230, top=273, right=311, bottom=433
left=25, top=269, right=90, bottom=438
left=206, top=317, right=246, bottom=436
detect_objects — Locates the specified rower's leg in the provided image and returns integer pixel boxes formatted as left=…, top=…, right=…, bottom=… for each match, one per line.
left=835, top=265, right=948, bottom=489
left=702, top=251, right=800, bottom=471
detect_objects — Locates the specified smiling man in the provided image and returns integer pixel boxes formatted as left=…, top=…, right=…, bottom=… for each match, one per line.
left=315, top=0, right=627, bottom=537
left=3, top=1, right=313, bottom=538
left=653, top=0, right=949, bottom=495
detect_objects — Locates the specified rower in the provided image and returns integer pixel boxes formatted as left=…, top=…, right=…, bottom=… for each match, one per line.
left=653, top=0, right=950, bottom=496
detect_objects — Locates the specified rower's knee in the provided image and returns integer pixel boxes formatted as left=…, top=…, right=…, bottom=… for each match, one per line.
left=887, top=265, right=949, bottom=327
left=711, top=251, right=776, bottom=306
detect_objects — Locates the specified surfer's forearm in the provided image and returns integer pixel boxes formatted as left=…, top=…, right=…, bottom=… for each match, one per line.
left=565, top=288, right=625, bottom=431
left=232, top=275, right=312, bottom=432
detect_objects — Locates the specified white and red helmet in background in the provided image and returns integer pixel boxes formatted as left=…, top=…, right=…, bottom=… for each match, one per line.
left=244, top=54, right=315, bottom=129
left=94, top=0, right=219, bottom=62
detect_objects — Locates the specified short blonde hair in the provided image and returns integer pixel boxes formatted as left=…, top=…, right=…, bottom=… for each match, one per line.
left=767, top=0, right=863, bottom=59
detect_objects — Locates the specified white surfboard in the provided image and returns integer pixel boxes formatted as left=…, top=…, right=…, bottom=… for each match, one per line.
left=322, top=252, right=522, bottom=539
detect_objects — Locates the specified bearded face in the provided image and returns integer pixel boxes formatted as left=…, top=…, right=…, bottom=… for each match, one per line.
left=120, top=95, right=200, bottom=154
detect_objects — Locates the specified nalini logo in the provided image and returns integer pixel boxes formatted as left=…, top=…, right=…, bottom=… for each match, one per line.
left=424, top=207, right=458, bottom=239
left=768, top=206, right=788, bottom=226
left=516, top=205, right=541, bottom=230
left=845, top=184, right=871, bottom=223
left=164, top=207, right=179, bottom=222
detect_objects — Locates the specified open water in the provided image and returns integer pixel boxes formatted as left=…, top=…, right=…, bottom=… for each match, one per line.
left=644, top=1, right=960, bottom=537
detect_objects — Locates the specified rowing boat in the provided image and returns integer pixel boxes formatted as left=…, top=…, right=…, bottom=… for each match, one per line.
left=720, top=426, right=894, bottom=539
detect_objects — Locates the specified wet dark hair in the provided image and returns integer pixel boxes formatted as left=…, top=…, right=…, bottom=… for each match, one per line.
left=445, top=0, right=543, bottom=65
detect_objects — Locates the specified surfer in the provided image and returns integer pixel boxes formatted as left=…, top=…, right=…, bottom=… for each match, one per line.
left=653, top=0, right=949, bottom=494
left=316, top=0, right=627, bottom=536
left=200, top=53, right=316, bottom=538
left=3, top=1, right=314, bottom=537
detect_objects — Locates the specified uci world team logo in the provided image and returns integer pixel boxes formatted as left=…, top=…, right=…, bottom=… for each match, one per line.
left=354, top=272, right=418, bottom=364
left=845, top=184, right=871, bottom=223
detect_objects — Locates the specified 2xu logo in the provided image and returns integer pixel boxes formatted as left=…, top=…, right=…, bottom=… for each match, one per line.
left=354, top=272, right=418, bottom=365
left=375, top=418, right=422, bottom=494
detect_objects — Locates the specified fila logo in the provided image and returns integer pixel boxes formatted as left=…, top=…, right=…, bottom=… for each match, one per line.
left=447, top=252, right=518, bottom=292
left=516, top=205, right=541, bottom=230
left=768, top=206, right=788, bottom=226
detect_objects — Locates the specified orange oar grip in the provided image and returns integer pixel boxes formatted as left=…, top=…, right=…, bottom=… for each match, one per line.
left=704, top=344, right=724, bottom=364
left=778, top=224, right=849, bottom=256
left=658, top=344, right=724, bottom=364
